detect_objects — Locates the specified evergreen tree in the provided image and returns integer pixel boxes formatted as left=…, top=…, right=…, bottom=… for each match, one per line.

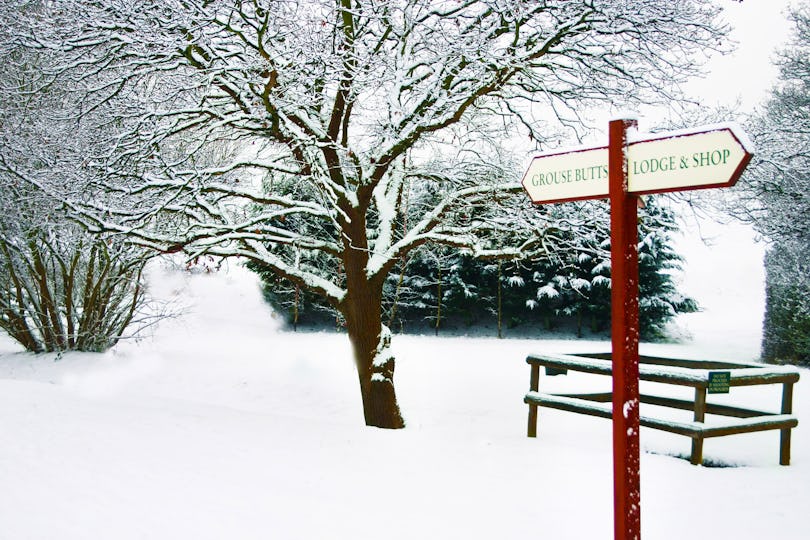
left=255, top=198, right=697, bottom=340
left=636, top=202, right=699, bottom=340
left=513, top=199, right=697, bottom=340
left=762, top=242, right=810, bottom=364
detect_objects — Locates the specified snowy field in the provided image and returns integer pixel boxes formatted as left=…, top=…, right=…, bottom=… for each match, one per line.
left=1, top=223, right=807, bottom=540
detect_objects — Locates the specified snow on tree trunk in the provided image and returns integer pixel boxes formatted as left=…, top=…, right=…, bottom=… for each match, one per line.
left=343, top=269, right=404, bottom=429
left=349, top=320, right=404, bottom=429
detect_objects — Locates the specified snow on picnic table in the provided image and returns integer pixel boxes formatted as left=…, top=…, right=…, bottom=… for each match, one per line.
left=0, top=251, right=807, bottom=540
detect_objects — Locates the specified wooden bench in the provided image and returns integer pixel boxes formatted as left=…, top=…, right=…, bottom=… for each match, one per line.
left=524, top=352, right=800, bottom=465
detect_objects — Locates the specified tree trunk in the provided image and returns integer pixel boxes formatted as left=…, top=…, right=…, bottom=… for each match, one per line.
left=434, top=261, right=442, bottom=336
left=342, top=246, right=405, bottom=429
left=355, top=327, right=405, bottom=428
left=344, top=291, right=406, bottom=429
left=497, top=260, right=503, bottom=339
left=293, top=284, right=299, bottom=332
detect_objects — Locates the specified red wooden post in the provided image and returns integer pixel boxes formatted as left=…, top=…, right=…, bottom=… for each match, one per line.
left=609, top=118, right=641, bottom=540
left=521, top=117, right=752, bottom=540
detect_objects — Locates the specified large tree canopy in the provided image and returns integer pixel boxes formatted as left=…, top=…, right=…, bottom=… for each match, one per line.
left=1, top=0, right=729, bottom=427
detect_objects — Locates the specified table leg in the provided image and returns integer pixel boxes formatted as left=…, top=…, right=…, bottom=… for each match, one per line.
left=780, top=382, right=794, bottom=466
left=691, top=387, right=707, bottom=465
left=528, top=363, right=540, bottom=437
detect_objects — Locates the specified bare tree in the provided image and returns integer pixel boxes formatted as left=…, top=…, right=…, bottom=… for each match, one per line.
left=0, top=20, right=157, bottom=354
left=736, top=3, right=810, bottom=244
left=3, top=0, right=729, bottom=427
left=0, top=210, right=149, bottom=353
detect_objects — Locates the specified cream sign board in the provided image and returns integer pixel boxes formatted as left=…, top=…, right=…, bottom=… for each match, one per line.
left=521, top=124, right=753, bottom=204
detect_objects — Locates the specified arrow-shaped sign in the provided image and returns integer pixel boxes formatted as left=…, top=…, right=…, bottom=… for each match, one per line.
left=520, top=118, right=754, bottom=540
left=521, top=123, right=753, bottom=204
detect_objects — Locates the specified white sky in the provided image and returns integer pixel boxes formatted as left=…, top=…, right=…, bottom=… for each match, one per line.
left=685, top=0, right=797, bottom=112
left=572, top=1, right=798, bottom=145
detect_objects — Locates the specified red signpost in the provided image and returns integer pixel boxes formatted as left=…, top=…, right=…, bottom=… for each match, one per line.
left=521, top=118, right=753, bottom=540
left=608, top=118, right=641, bottom=540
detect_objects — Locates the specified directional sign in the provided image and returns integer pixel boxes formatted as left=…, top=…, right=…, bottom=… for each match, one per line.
left=627, top=126, right=753, bottom=195
left=520, top=145, right=609, bottom=204
left=521, top=124, right=753, bottom=204
left=521, top=118, right=753, bottom=540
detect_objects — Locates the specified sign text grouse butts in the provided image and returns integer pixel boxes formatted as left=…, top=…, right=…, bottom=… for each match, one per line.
left=521, top=125, right=752, bottom=204
left=520, top=119, right=754, bottom=540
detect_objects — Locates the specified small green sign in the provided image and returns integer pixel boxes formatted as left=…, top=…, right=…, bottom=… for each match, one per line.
left=708, top=371, right=731, bottom=394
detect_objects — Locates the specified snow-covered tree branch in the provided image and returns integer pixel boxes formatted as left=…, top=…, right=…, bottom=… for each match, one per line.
left=1, top=0, right=730, bottom=427
left=731, top=2, right=810, bottom=364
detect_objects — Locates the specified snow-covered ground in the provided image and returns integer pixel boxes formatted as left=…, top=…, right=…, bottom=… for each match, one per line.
left=1, top=223, right=807, bottom=540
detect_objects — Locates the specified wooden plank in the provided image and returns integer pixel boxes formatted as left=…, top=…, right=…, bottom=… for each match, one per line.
left=529, top=363, right=540, bottom=393
left=526, top=353, right=613, bottom=376
left=525, top=391, right=613, bottom=420
left=781, top=382, right=795, bottom=466
left=693, top=388, right=707, bottom=423
left=555, top=392, right=613, bottom=403
left=524, top=392, right=798, bottom=439
left=527, top=353, right=705, bottom=387
left=580, top=352, right=759, bottom=370
left=781, top=429, right=792, bottom=466
left=526, top=352, right=801, bottom=388
left=525, top=393, right=699, bottom=436
left=728, top=369, right=801, bottom=387
left=554, top=392, right=775, bottom=419
left=527, top=363, right=540, bottom=438
left=638, top=416, right=702, bottom=437
left=639, top=395, right=770, bottom=419
left=700, top=415, right=798, bottom=438
left=691, top=387, right=707, bottom=465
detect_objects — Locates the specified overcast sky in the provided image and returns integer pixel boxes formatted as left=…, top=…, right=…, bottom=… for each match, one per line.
left=685, top=0, right=796, bottom=112
left=577, top=1, right=799, bottom=139
left=665, top=2, right=799, bottom=327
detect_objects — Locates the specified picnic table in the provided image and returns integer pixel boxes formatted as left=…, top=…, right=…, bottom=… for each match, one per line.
left=524, top=352, right=800, bottom=465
